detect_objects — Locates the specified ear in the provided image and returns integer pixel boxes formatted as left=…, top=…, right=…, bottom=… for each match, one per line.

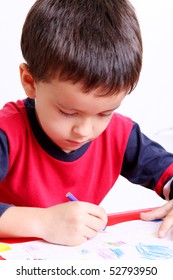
left=19, top=63, right=36, bottom=99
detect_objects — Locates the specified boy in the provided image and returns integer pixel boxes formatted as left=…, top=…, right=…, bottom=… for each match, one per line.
left=0, top=0, right=173, bottom=246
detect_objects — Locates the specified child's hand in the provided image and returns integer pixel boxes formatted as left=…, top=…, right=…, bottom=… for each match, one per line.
left=39, top=202, right=107, bottom=246
left=140, top=199, right=173, bottom=238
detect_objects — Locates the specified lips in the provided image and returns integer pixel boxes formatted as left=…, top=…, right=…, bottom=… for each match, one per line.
left=66, top=140, right=87, bottom=146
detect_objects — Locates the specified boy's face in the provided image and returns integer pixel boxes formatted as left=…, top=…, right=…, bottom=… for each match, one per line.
left=35, top=80, right=126, bottom=153
left=21, top=66, right=126, bottom=153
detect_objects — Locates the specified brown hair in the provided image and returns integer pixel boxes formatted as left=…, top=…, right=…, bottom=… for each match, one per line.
left=21, top=0, right=143, bottom=95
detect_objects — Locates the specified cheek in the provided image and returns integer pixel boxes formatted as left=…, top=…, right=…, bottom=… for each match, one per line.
left=44, top=115, right=73, bottom=137
left=94, top=118, right=111, bottom=135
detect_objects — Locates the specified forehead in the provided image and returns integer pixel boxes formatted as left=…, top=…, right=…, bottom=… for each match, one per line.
left=37, top=78, right=127, bottom=112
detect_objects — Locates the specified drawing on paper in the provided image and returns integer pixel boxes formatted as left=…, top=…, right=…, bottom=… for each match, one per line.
left=0, top=220, right=173, bottom=260
left=0, top=243, right=11, bottom=252
left=136, top=243, right=173, bottom=260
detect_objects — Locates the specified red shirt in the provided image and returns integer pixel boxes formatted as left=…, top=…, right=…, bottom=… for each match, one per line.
left=0, top=99, right=133, bottom=206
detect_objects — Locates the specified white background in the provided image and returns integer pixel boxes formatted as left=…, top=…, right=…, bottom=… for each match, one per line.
left=0, top=0, right=173, bottom=137
left=0, top=0, right=173, bottom=211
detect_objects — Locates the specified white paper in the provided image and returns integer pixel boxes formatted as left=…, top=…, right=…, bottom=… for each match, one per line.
left=1, top=220, right=173, bottom=260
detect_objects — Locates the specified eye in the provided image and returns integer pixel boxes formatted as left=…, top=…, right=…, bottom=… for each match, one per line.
left=99, top=112, right=113, bottom=118
left=59, top=109, right=77, bottom=117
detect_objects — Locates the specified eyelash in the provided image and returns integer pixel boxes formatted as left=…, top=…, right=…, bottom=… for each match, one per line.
left=59, top=109, right=77, bottom=118
left=59, top=109, right=112, bottom=119
left=100, top=113, right=112, bottom=118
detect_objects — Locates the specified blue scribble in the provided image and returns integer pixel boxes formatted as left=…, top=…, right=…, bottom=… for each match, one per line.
left=136, top=243, right=173, bottom=260
left=110, top=248, right=124, bottom=258
left=80, top=249, right=90, bottom=255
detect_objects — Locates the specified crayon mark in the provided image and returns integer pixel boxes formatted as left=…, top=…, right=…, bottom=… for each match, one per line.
left=104, top=241, right=126, bottom=246
left=97, top=247, right=124, bottom=259
left=97, top=248, right=116, bottom=259
left=0, top=244, right=11, bottom=252
left=110, top=248, right=124, bottom=258
left=136, top=243, right=173, bottom=260
left=80, top=249, right=90, bottom=255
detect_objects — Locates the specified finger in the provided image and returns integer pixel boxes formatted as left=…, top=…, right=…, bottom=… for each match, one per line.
left=83, top=226, right=98, bottom=240
left=83, top=220, right=107, bottom=240
left=140, top=200, right=173, bottom=221
left=85, top=203, right=108, bottom=225
left=158, top=209, right=173, bottom=238
left=85, top=214, right=106, bottom=233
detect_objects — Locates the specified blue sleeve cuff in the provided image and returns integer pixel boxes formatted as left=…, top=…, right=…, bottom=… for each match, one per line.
left=0, top=203, right=13, bottom=217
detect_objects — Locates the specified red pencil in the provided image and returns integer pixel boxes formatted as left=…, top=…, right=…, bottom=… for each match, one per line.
left=107, top=207, right=159, bottom=226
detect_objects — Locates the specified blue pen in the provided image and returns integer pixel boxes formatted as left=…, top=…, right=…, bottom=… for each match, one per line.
left=66, top=192, right=79, bottom=201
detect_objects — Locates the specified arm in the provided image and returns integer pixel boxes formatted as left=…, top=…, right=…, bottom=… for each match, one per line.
left=121, top=123, right=173, bottom=237
left=121, top=122, right=173, bottom=194
left=0, top=202, right=107, bottom=245
left=0, top=130, right=107, bottom=245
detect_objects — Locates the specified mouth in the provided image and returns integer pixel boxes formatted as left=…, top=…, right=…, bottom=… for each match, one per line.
left=66, top=140, right=88, bottom=146
left=62, top=139, right=90, bottom=153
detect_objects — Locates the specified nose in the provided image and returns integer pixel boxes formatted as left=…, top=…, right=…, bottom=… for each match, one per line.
left=72, top=117, right=93, bottom=138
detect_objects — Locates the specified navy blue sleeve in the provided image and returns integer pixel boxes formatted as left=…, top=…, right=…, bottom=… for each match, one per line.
left=0, top=129, right=9, bottom=181
left=0, top=129, right=13, bottom=216
left=121, top=122, right=173, bottom=191
left=0, top=203, right=12, bottom=217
